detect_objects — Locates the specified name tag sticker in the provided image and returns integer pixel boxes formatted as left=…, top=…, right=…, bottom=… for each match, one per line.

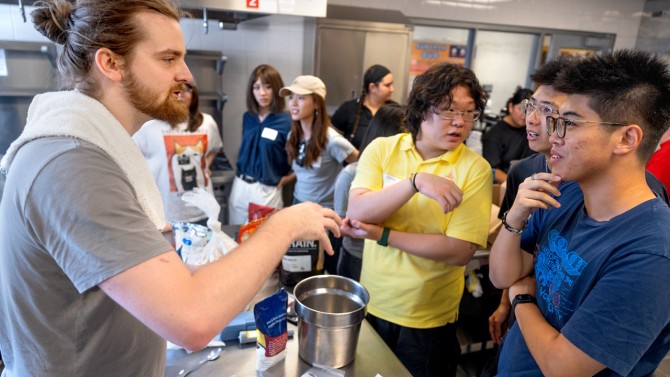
left=261, top=127, right=279, bottom=141
left=382, top=173, right=403, bottom=188
left=312, top=157, right=322, bottom=168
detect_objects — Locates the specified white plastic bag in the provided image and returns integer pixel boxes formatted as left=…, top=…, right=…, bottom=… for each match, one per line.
left=179, top=188, right=238, bottom=265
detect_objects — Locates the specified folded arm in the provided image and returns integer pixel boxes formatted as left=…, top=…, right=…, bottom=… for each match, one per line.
left=341, top=218, right=475, bottom=265
left=509, top=277, right=605, bottom=376
left=347, top=172, right=463, bottom=224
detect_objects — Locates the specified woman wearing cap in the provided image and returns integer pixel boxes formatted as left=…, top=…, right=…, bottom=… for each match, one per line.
left=331, top=64, right=396, bottom=149
left=280, top=75, right=359, bottom=273
left=228, top=64, right=292, bottom=225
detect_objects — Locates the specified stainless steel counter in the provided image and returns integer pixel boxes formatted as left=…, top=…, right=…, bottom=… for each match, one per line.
left=164, top=273, right=411, bottom=377
left=165, top=319, right=411, bottom=377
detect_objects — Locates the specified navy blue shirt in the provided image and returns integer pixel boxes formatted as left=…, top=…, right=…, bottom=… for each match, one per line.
left=236, top=112, right=291, bottom=186
left=497, top=182, right=670, bottom=376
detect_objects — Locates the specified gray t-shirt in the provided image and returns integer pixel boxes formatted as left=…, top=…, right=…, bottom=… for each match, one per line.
left=292, top=127, right=355, bottom=208
left=0, top=137, right=172, bottom=376
left=333, top=162, right=363, bottom=258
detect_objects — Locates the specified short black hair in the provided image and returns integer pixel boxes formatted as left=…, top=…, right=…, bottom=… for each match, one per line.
left=406, top=63, right=487, bottom=141
left=359, top=103, right=406, bottom=153
left=506, top=86, right=533, bottom=108
left=554, top=49, right=670, bottom=162
left=530, top=55, right=578, bottom=87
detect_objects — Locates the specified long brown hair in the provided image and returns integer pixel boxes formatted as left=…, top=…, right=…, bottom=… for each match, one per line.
left=286, top=94, right=330, bottom=169
left=246, top=64, right=285, bottom=115
left=31, top=0, right=182, bottom=98
left=185, top=83, right=204, bottom=132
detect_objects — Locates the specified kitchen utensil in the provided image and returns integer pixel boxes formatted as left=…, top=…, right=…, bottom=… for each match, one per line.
left=294, top=275, right=369, bottom=368
left=176, top=347, right=222, bottom=377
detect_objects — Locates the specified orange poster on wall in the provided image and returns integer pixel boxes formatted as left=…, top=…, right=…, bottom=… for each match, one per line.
left=410, top=41, right=467, bottom=86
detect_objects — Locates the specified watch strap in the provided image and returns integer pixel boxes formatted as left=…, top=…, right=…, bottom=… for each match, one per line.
left=377, top=227, right=391, bottom=247
left=512, top=294, right=536, bottom=312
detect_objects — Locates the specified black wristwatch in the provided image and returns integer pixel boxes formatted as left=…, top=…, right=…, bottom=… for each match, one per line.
left=512, top=294, right=536, bottom=312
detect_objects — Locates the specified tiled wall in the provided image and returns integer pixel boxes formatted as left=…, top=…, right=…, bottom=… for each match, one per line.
left=0, top=1, right=659, bottom=163
left=179, top=16, right=306, bottom=166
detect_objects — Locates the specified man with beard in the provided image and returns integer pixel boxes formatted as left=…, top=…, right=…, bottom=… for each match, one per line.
left=133, top=82, right=224, bottom=226
left=0, top=1, right=340, bottom=376
left=342, top=63, right=492, bottom=377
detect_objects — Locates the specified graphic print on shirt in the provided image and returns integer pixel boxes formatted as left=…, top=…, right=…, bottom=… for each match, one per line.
left=164, top=134, right=209, bottom=193
left=535, top=230, right=587, bottom=321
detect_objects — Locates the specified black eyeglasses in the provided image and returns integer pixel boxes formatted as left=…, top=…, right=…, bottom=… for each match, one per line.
left=435, top=108, right=482, bottom=122
left=522, top=99, right=558, bottom=118
left=545, top=116, right=628, bottom=138
left=296, top=140, right=306, bottom=167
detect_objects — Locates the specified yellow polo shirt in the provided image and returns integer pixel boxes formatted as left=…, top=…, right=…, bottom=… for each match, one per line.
left=351, top=133, right=492, bottom=328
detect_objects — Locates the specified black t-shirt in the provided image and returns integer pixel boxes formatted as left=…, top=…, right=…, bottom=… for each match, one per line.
left=482, top=119, right=534, bottom=173
left=331, top=98, right=396, bottom=149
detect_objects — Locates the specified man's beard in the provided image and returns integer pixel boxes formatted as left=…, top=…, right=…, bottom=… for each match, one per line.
left=122, top=71, right=189, bottom=126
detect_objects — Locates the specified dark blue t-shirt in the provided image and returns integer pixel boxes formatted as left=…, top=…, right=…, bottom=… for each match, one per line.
left=236, top=112, right=291, bottom=186
left=497, top=181, right=670, bottom=376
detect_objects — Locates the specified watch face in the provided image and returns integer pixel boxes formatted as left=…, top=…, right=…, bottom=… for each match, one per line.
left=515, top=294, right=534, bottom=303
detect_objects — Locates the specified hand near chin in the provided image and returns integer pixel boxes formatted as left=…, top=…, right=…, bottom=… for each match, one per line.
left=414, top=172, right=463, bottom=213
left=275, top=202, right=342, bottom=255
left=508, top=172, right=563, bottom=225
left=340, top=218, right=383, bottom=242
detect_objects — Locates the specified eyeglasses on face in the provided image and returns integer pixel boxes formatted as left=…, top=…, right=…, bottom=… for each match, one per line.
left=521, top=99, right=558, bottom=118
left=545, top=116, right=628, bottom=138
left=435, top=108, right=482, bottom=122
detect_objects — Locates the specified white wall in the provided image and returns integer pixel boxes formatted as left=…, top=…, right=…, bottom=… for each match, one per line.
left=180, top=16, right=306, bottom=166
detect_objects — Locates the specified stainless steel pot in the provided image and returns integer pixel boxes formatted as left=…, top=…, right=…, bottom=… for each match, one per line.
left=293, top=275, right=370, bottom=368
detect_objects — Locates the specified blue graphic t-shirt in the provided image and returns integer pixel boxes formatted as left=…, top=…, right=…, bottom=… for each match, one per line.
left=497, top=181, right=670, bottom=376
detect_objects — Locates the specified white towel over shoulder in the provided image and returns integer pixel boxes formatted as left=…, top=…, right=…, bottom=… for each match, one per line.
left=0, top=90, right=165, bottom=230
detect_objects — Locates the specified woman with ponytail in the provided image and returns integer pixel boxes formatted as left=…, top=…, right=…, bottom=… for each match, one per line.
left=331, top=64, right=396, bottom=149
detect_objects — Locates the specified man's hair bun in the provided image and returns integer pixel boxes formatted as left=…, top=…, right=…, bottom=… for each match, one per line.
left=31, top=0, right=73, bottom=45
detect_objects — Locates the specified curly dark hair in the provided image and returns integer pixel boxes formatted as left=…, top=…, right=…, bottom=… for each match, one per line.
left=406, top=63, right=487, bottom=142
left=554, top=49, right=670, bottom=162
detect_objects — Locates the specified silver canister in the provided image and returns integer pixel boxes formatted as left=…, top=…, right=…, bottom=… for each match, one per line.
left=293, top=275, right=370, bottom=368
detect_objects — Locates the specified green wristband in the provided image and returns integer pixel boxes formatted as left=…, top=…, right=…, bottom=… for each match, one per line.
left=377, top=227, right=391, bottom=247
